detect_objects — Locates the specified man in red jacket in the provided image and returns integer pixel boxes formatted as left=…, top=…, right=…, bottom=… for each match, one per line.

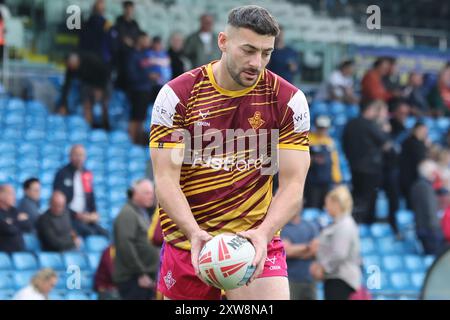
left=361, top=57, right=395, bottom=104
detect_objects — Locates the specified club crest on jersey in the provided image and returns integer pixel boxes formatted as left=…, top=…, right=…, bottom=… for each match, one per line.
left=248, top=111, right=265, bottom=130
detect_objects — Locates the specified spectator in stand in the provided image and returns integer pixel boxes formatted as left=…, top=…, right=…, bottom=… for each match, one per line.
left=315, top=59, right=358, bottom=105
left=310, top=186, right=361, bottom=300
left=400, top=122, right=429, bottom=209
left=382, top=98, right=411, bottom=237
left=404, top=71, right=430, bottom=116
left=342, top=100, right=391, bottom=224
left=305, top=115, right=342, bottom=209
left=59, top=52, right=111, bottom=130
left=126, top=31, right=153, bottom=145
left=53, top=144, right=108, bottom=238
left=17, top=178, right=41, bottom=229
left=79, top=0, right=116, bottom=67
left=281, top=211, right=320, bottom=300
left=36, top=191, right=81, bottom=252
left=168, top=32, right=191, bottom=79
left=94, top=245, right=120, bottom=300
left=13, top=269, right=58, bottom=300
left=184, top=13, right=221, bottom=68
left=267, top=26, right=299, bottom=83
left=114, top=0, right=142, bottom=90
left=361, top=57, right=397, bottom=104
left=428, top=63, right=450, bottom=117
left=113, top=179, right=159, bottom=300
left=0, top=184, right=33, bottom=252
left=410, top=160, right=446, bottom=255
left=382, top=57, right=402, bottom=95
left=147, top=36, right=172, bottom=95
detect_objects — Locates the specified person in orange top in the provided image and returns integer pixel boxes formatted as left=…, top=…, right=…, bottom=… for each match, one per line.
left=361, top=57, right=395, bottom=104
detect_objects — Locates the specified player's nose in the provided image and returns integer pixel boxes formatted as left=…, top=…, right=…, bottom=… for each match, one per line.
left=248, top=54, right=262, bottom=70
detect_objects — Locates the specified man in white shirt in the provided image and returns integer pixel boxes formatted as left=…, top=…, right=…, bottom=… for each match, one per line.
left=315, top=60, right=358, bottom=104
left=53, top=144, right=108, bottom=237
left=13, top=268, right=58, bottom=300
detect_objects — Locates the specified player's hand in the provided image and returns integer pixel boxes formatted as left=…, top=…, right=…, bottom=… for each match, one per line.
left=237, top=229, right=271, bottom=285
left=189, top=230, right=213, bottom=278
left=310, top=262, right=325, bottom=281
left=138, top=274, right=155, bottom=289
left=17, top=212, right=29, bottom=221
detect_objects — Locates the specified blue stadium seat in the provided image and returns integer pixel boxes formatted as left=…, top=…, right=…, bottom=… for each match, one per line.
left=411, top=272, right=425, bottom=291
left=109, top=189, right=127, bottom=204
left=128, top=146, right=147, bottom=161
left=24, top=129, right=46, bottom=142
left=66, top=115, right=89, bottom=131
left=0, top=156, right=16, bottom=169
left=86, top=236, right=109, bottom=253
left=0, top=289, right=14, bottom=300
left=436, top=117, right=450, bottom=132
left=377, top=237, right=403, bottom=254
left=362, top=255, right=381, bottom=268
left=41, top=158, right=62, bottom=170
left=106, top=146, right=128, bottom=159
left=128, top=160, right=146, bottom=173
left=329, top=102, right=346, bottom=115
left=382, top=255, right=404, bottom=272
left=63, top=253, right=88, bottom=270
left=6, top=98, right=26, bottom=113
left=23, top=234, right=41, bottom=252
left=358, top=224, right=371, bottom=238
left=360, top=238, right=376, bottom=255
left=302, top=208, right=321, bottom=221
left=0, top=142, right=16, bottom=155
left=38, top=253, right=64, bottom=271
left=375, top=196, right=389, bottom=219
left=390, top=272, right=412, bottom=291
left=396, top=210, right=415, bottom=229
left=0, top=272, right=14, bottom=290
left=46, top=115, right=66, bottom=131
left=4, top=112, right=24, bottom=126
left=424, top=255, right=435, bottom=268
left=107, top=160, right=128, bottom=173
left=404, top=255, right=425, bottom=272
left=68, top=130, right=89, bottom=144
left=13, top=271, right=35, bottom=289
left=2, top=127, right=23, bottom=141
left=48, top=291, right=66, bottom=300
left=86, top=145, right=105, bottom=159
left=87, top=252, right=101, bottom=271
left=46, top=129, right=68, bottom=143
left=19, top=142, right=41, bottom=157
left=12, top=253, right=38, bottom=271
left=66, top=292, right=90, bottom=300
left=370, top=223, right=393, bottom=238
left=109, top=130, right=131, bottom=145
left=0, top=253, right=12, bottom=271
left=90, top=130, right=109, bottom=144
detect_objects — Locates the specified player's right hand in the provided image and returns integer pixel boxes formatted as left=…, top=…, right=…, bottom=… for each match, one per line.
left=189, top=230, right=213, bottom=278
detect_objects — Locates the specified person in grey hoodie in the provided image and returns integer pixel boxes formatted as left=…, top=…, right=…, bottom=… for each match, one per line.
left=310, top=185, right=362, bottom=300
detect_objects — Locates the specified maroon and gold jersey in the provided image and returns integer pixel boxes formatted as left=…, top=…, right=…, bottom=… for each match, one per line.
left=150, top=61, right=310, bottom=250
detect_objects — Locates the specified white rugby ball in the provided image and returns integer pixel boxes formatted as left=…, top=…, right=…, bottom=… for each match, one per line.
left=198, top=233, right=256, bottom=290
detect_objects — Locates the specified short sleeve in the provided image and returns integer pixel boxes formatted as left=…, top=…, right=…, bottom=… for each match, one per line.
left=149, top=84, right=187, bottom=149
left=278, top=89, right=310, bottom=151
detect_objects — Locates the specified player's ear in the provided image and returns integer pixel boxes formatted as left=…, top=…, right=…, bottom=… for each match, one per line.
left=218, top=31, right=227, bottom=53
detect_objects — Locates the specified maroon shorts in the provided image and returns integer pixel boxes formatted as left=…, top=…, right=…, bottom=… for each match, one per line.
left=157, top=237, right=287, bottom=300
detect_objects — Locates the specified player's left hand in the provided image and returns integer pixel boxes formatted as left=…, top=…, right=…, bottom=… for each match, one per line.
left=237, top=229, right=271, bottom=285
